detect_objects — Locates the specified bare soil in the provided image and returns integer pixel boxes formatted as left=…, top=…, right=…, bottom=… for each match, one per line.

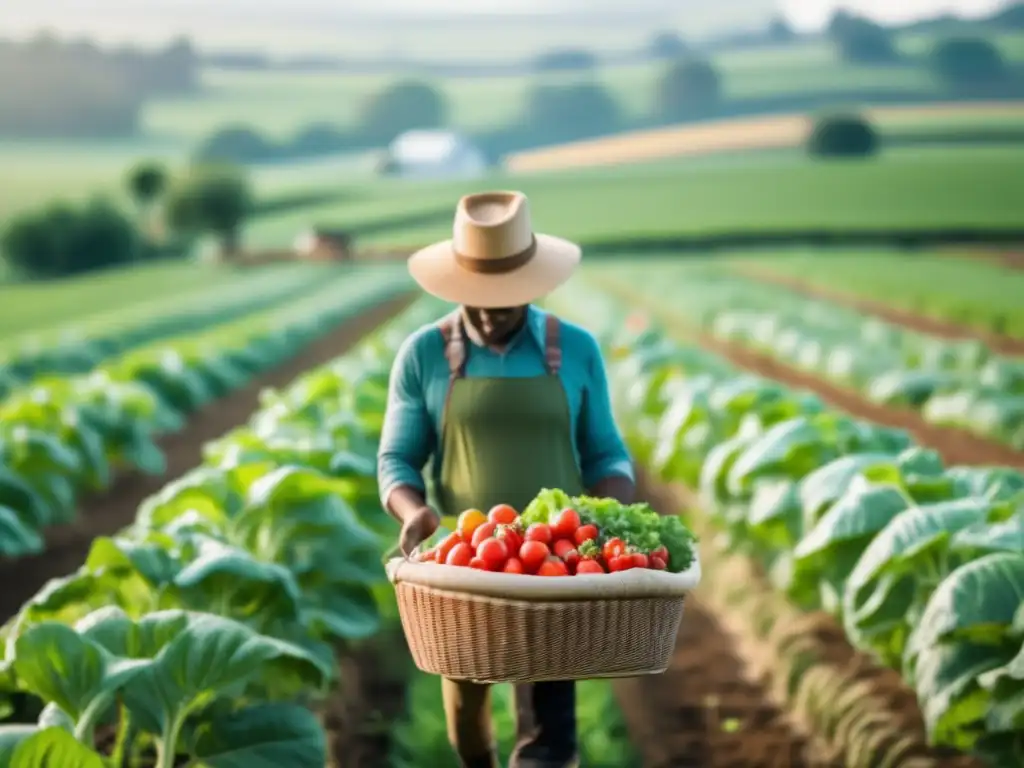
left=0, top=292, right=415, bottom=624
left=620, top=474, right=984, bottom=768
left=323, top=628, right=412, bottom=768
left=736, top=264, right=1024, bottom=356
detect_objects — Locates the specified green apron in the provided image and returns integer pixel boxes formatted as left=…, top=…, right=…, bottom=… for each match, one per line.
left=436, top=312, right=583, bottom=767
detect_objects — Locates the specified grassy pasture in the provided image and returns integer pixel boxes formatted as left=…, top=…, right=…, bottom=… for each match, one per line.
left=244, top=145, right=1024, bottom=248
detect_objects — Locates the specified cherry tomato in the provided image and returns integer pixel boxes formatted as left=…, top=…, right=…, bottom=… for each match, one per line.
left=488, top=504, right=518, bottom=525
left=436, top=533, right=463, bottom=563
left=469, top=557, right=489, bottom=570
left=551, top=508, right=581, bottom=540
left=503, top=557, right=524, bottom=574
left=418, top=548, right=436, bottom=562
left=477, top=538, right=509, bottom=570
left=519, top=540, right=550, bottom=573
left=649, top=555, right=667, bottom=570
left=457, top=509, right=487, bottom=539
left=608, top=554, right=634, bottom=572
left=632, top=552, right=650, bottom=569
left=652, top=546, right=669, bottom=564
left=576, top=560, right=605, bottom=574
left=538, top=557, right=570, bottom=576
left=573, top=524, right=599, bottom=546
left=496, top=525, right=523, bottom=556
left=553, top=539, right=580, bottom=571
left=525, top=523, right=553, bottom=545
left=602, top=537, right=626, bottom=561
left=471, top=522, right=498, bottom=548
left=446, top=542, right=473, bottom=567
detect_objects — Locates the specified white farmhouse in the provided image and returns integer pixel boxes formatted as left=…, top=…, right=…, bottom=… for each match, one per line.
left=382, top=129, right=487, bottom=179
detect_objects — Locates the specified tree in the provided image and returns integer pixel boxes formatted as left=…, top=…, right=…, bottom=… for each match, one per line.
left=194, top=125, right=278, bottom=163
left=532, top=48, right=598, bottom=72
left=828, top=11, right=900, bottom=63
left=930, top=37, right=1009, bottom=91
left=167, top=166, right=252, bottom=259
left=767, top=16, right=796, bottom=43
left=807, top=113, right=879, bottom=158
left=523, top=81, right=622, bottom=144
left=655, top=58, right=722, bottom=123
left=648, top=32, right=688, bottom=60
left=1, top=198, right=138, bottom=278
left=360, top=80, right=447, bottom=145
left=126, top=161, right=168, bottom=239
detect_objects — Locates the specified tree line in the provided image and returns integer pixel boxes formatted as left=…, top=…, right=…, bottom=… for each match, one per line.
left=0, top=35, right=199, bottom=138
left=1, top=163, right=253, bottom=279
left=196, top=19, right=1023, bottom=166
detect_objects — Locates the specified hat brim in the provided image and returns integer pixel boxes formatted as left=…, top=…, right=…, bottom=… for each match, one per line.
left=407, top=233, right=581, bottom=308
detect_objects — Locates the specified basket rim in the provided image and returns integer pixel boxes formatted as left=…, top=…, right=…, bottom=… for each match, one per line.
left=386, top=552, right=701, bottom=599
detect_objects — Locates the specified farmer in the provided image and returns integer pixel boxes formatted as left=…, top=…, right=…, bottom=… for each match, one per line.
left=377, top=190, right=635, bottom=768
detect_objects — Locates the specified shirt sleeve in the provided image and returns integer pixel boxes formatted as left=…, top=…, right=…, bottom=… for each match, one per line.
left=377, top=330, right=436, bottom=508
left=576, top=332, right=635, bottom=488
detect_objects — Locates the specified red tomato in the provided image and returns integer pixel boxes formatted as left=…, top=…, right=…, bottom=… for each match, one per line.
left=524, top=524, right=553, bottom=545
left=497, top=525, right=523, bottom=556
left=419, top=549, right=436, bottom=562
left=573, top=524, right=599, bottom=546
left=471, top=522, right=498, bottom=548
left=632, top=552, right=650, bottom=569
left=649, top=555, right=667, bottom=570
left=652, top=546, right=669, bottom=563
left=437, top=533, right=463, bottom=563
left=608, top=554, right=634, bottom=572
left=503, top=557, right=524, bottom=574
left=446, top=542, right=473, bottom=567
left=469, top=557, right=489, bottom=570
left=488, top=504, right=518, bottom=525
left=576, top=560, right=605, bottom=575
left=519, top=541, right=550, bottom=573
left=602, top=537, right=626, bottom=561
left=477, top=538, right=509, bottom=570
left=551, top=508, right=581, bottom=540
left=538, top=557, right=569, bottom=576
left=553, top=539, right=580, bottom=571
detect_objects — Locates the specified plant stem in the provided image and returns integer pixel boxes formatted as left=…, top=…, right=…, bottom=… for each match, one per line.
left=110, top=704, right=133, bottom=768
left=155, top=716, right=184, bottom=768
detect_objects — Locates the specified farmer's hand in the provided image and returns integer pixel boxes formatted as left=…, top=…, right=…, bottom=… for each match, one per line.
left=400, top=505, right=440, bottom=557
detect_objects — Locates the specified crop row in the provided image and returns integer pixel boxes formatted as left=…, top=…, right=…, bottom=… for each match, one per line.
left=0, top=293, right=441, bottom=766
left=588, top=261, right=1024, bottom=450
left=0, top=264, right=348, bottom=398
left=0, top=266, right=410, bottom=558
left=548, top=282, right=1024, bottom=767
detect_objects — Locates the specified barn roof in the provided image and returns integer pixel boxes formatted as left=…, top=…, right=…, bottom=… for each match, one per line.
left=389, top=129, right=477, bottom=163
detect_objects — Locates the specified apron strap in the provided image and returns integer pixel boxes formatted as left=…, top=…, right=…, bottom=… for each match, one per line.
left=544, top=314, right=562, bottom=375
left=438, top=314, right=467, bottom=411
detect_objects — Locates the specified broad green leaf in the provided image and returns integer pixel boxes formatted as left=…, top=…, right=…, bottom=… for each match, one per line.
left=0, top=466, right=50, bottom=530
left=8, top=726, right=106, bottom=767
left=797, top=453, right=895, bottom=530
left=0, top=726, right=36, bottom=762
left=136, top=467, right=238, bottom=531
left=120, top=614, right=330, bottom=734
left=84, top=537, right=180, bottom=587
left=0, top=506, right=43, bottom=557
left=301, top=584, right=381, bottom=640
left=12, top=624, right=151, bottom=723
left=746, top=479, right=802, bottom=550
left=188, top=703, right=326, bottom=767
left=36, top=704, right=74, bottom=732
left=907, top=553, right=1024, bottom=657
left=951, top=517, right=1024, bottom=556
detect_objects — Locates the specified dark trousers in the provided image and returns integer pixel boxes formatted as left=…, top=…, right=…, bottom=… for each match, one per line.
left=441, top=678, right=578, bottom=768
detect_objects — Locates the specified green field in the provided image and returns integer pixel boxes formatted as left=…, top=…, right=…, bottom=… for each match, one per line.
left=242, top=146, right=1024, bottom=249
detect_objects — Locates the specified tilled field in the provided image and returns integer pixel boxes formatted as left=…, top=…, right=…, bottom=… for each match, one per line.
left=620, top=476, right=985, bottom=768
left=0, top=292, right=415, bottom=623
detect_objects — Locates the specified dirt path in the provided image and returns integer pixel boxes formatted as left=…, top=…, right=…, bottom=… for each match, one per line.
left=626, top=476, right=984, bottom=768
left=324, top=628, right=412, bottom=768
left=617, top=475, right=839, bottom=768
left=0, top=292, right=415, bottom=623
left=735, top=264, right=1024, bottom=356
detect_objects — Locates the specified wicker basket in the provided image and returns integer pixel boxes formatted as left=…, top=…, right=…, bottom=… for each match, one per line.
left=386, top=555, right=701, bottom=683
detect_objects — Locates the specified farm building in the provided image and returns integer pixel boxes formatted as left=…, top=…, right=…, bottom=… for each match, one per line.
left=293, top=228, right=353, bottom=261
left=380, top=129, right=487, bottom=179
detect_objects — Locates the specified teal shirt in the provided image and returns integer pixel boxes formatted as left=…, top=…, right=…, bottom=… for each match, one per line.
left=377, top=305, right=634, bottom=507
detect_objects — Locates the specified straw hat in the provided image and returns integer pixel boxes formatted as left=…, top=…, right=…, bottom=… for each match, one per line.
left=407, top=191, right=581, bottom=308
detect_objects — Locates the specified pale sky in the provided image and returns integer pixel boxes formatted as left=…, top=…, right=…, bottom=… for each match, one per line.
left=781, top=0, right=1011, bottom=30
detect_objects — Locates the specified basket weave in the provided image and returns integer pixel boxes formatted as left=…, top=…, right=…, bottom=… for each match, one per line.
left=387, top=557, right=700, bottom=683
